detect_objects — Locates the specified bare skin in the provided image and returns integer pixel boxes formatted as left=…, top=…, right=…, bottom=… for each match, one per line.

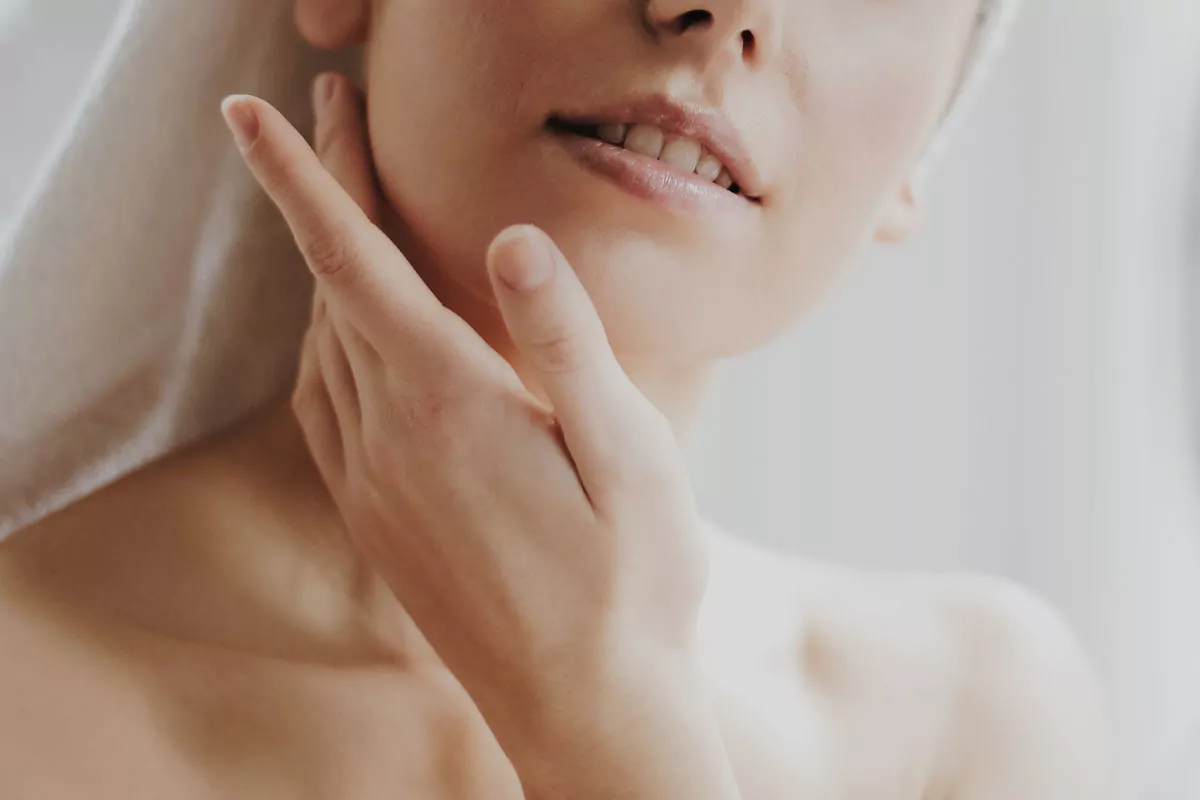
left=0, top=399, right=1110, bottom=799
left=0, top=0, right=1113, bottom=797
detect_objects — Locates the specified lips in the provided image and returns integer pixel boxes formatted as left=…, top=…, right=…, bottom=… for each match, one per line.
left=550, top=118, right=742, bottom=194
left=544, top=93, right=765, bottom=215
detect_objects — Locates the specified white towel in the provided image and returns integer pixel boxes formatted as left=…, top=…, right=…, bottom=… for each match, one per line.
left=0, top=0, right=1018, bottom=540
left=920, top=0, right=1024, bottom=178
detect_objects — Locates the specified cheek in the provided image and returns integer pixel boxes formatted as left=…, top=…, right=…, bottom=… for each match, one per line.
left=359, top=0, right=966, bottom=364
left=728, top=57, right=957, bottom=344
left=828, top=72, right=948, bottom=189
left=795, top=5, right=970, bottom=223
left=771, top=47, right=956, bottom=269
left=363, top=2, right=535, bottom=276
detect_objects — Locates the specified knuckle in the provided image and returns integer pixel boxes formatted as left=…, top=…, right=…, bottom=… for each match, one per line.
left=395, top=382, right=497, bottom=453
left=402, top=388, right=458, bottom=434
left=303, top=227, right=359, bottom=279
left=411, top=388, right=481, bottom=440
left=528, top=328, right=594, bottom=375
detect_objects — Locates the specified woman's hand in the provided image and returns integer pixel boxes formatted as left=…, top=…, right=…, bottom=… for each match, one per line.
left=221, top=74, right=741, bottom=799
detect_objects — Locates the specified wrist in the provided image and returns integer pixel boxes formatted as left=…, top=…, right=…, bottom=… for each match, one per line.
left=497, top=636, right=730, bottom=799
left=453, top=611, right=700, bottom=730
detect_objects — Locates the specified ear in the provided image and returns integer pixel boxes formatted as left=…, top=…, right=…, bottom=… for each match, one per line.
left=295, top=0, right=371, bottom=50
left=872, top=179, right=924, bottom=244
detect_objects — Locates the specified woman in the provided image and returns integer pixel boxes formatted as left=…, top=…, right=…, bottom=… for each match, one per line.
left=0, top=0, right=1112, bottom=797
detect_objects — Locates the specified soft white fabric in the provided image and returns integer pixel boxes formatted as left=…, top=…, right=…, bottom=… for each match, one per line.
left=0, top=0, right=350, bottom=537
left=916, top=0, right=1022, bottom=182
left=0, top=0, right=1016, bottom=540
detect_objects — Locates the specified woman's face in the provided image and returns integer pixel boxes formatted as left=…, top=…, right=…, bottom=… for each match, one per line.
left=323, top=0, right=980, bottom=363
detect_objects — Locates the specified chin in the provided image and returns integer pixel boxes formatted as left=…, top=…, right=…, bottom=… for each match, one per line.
left=373, top=136, right=802, bottom=365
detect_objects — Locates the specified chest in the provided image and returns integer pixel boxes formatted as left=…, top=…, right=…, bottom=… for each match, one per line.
left=159, top=653, right=828, bottom=800
left=0, top=551, right=937, bottom=800
left=4, top=644, right=832, bottom=800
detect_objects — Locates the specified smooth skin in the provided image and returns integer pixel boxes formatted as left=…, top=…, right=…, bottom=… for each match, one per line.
left=0, top=0, right=1113, bottom=798
left=225, top=83, right=729, bottom=798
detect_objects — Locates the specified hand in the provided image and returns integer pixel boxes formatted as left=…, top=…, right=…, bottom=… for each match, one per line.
left=222, top=75, right=740, bottom=799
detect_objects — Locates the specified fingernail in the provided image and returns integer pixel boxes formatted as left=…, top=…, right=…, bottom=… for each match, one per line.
left=313, top=73, right=336, bottom=118
left=494, top=226, right=556, bottom=293
left=221, top=95, right=259, bottom=152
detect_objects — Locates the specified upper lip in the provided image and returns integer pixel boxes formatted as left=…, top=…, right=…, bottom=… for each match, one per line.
left=549, top=93, right=767, bottom=200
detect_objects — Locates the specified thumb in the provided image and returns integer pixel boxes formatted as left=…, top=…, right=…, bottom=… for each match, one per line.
left=486, top=225, right=681, bottom=506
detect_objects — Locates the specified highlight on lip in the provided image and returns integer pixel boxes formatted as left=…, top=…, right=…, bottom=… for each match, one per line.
left=545, top=120, right=759, bottom=217
left=542, top=92, right=766, bottom=202
left=551, top=118, right=741, bottom=195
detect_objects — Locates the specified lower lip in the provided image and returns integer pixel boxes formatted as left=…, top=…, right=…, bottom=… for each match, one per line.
left=548, top=128, right=756, bottom=217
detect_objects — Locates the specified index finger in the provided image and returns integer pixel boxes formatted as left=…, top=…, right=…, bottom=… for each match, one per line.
left=221, top=93, right=458, bottom=357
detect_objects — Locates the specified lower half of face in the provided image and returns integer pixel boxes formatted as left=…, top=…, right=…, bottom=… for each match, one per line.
left=363, top=0, right=979, bottom=364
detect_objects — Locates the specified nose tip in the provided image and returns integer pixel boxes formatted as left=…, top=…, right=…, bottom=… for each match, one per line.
left=643, top=0, right=781, bottom=69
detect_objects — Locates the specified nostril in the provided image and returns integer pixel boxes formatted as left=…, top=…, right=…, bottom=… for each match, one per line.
left=740, top=29, right=756, bottom=58
left=676, top=9, right=713, bottom=33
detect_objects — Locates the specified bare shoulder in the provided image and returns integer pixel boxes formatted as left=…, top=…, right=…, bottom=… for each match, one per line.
left=928, top=570, right=1097, bottom=671
left=923, top=572, right=1117, bottom=799
left=0, top=540, right=167, bottom=796
left=702, top=525, right=1115, bottom=799
left=0, top=525, right=149, bottom=700
left=817, top=564, right=1116, bottom=799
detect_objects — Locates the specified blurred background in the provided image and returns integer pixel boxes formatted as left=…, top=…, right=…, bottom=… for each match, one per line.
left=1, top=0, right=1198, bottom=796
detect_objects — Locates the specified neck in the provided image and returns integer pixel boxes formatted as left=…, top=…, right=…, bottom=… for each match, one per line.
left=225, top=262, right=719, bottom=660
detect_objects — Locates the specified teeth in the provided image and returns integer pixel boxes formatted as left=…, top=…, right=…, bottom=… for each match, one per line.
left=624, top=124, right=665, bottom=159
left=585, top=121, right=737, bottom=192
left=660, top=137, right=703, bottom=173
left=695, top=152, right=723, bottom=182
left=596, top=123, right=627, bottom=145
